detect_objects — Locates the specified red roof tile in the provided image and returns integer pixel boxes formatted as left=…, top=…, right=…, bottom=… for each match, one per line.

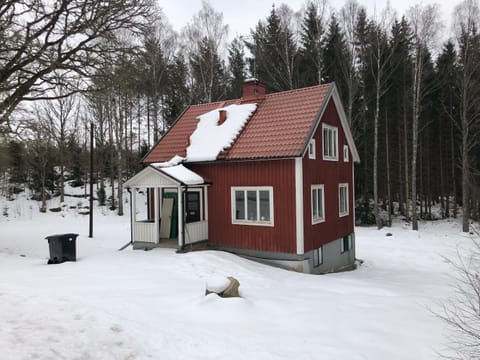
left=143, top=84, right=332, bottom=163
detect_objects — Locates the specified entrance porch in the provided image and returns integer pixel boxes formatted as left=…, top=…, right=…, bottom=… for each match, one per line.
left=124, top=165, right=209, bottom=249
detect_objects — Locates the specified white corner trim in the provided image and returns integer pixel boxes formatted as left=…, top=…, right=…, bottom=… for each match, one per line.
left=295, top=158, right=304, bottom=255
left=331, top=86, right=360, bottom=162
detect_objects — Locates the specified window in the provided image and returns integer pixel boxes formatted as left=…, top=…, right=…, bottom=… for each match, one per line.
left=185, top=191, right=201, bottom=223
left=343, top=145, right=349, bottom=162
left=313, top=246, right=323, bottom=267
left=322, top=124, right=338, bottom=161
left=311, top=185, right=325, bottom=224
left=231, top=187, right=274, bottom=226
left=308, top=139, right=316, bottom=159
left=339, top=183, right=349, bottom=217
left=341, top=234, right=352, bottom=253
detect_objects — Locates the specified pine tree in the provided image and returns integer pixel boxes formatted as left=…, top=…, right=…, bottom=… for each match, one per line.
left=227, top=37, right=246, bottom=99
left=299, top=2, right=325, bottom=86
left=163, top=55, right=190, bottom=127
left=247, top=5, right=299, bottom=92
left=323, top=14, right=349, bottom=101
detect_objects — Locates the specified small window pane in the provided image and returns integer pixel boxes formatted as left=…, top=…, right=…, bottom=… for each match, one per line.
left=312, top=189, right=318, bottom=218
left=318, top=190, right=323, bottom=218
left=235, top=191, right=245, bottom=220
left=247, top=190, right=257, bottom=221
left=259, top=190, right=270, bottom=221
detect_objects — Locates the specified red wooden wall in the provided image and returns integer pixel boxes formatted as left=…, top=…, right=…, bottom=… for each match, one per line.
left=302, top=99, right=354, bottom=252
left=189, top=160, right=297, bottom=253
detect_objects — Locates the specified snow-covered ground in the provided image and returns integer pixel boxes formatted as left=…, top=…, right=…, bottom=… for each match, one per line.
left=0, top=191, right=477, bottom=359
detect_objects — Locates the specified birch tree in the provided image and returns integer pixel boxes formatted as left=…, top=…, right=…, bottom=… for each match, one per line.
left=184, top=0, right=228, bottom=102
left=407, top=3, right=440, bottom=231
left=454, top=0, right=480, bottom=232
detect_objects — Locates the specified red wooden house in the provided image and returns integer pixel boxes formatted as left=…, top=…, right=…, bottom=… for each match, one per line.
left=124, top=80, right=359, bottom=273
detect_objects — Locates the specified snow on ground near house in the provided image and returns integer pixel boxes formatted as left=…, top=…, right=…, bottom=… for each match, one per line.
left=0, top=192, right=478, bottom=359
left=186, top=103, right=257, bottom=162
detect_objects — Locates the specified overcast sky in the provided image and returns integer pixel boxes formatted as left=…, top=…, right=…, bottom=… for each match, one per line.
left=159, top=0, right=461, bottom=41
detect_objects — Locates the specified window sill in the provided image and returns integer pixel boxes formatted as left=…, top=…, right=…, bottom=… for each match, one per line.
left=312, top=218, right=325, bottom=225
left=322, top=156, right=338, bottom=161
left=232, top=220, right=274, bottom=227
left=339, top=212, right=349, bottom=217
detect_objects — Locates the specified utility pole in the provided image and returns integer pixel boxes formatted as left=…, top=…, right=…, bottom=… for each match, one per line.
left=89, top=122, right=94, bottom=238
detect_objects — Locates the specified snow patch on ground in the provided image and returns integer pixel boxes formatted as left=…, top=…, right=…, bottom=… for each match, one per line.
left=0, top=192, right=478, bottom=359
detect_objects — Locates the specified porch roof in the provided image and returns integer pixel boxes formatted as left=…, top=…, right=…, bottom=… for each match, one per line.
left=124, top=164, right=205, bottom=188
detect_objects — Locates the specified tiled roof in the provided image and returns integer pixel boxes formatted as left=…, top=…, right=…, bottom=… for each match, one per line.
left=143, top=84, right=332, bottom=163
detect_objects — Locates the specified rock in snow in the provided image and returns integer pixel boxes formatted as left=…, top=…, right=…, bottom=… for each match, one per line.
left=206, top=276, right=240, bottom=298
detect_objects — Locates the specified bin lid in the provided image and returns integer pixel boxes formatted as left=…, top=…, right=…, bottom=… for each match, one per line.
left=45, top=233, right=79, bottom=240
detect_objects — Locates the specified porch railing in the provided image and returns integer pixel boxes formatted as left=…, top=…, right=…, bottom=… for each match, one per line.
left=185, top=221, right=208, bottom=245
left=133, top=221, right=157, bottom=243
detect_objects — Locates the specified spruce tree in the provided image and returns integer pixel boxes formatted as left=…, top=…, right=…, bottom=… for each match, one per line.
left=227, top=37, right=246, bottom=99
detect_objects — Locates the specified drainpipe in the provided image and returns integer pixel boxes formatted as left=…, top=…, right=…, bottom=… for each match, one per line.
left=181, top=185, right=187, bottom=250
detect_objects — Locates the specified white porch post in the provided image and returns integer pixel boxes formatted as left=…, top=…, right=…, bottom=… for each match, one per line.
left=204, top=186, right=208, bottom=221
left=178, top=186, right=184, bottom=247
left=154, top=187, right=160, bottom=244
left=132, top=189, right=137, bottom=222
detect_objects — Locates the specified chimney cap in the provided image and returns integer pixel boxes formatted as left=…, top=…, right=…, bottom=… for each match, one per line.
left=244, top=77, right=260, bottom=83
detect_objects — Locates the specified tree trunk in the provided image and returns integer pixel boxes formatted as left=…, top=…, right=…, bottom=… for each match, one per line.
left=373, top=75, right=380, bottom=229
left=386, top=109, right=392, bottom=227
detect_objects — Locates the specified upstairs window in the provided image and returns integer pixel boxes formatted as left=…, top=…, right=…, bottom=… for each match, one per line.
left=308, top=139, right=316, bottom=159
left=339, top=183, right=349, bottom=217
left=323, top=124, right=338, bottom=161
left=231, top=187, right=274, bottom=226
left=311, top=185, right=325, bottom=224
left=343, top=145, right=349, bottom=162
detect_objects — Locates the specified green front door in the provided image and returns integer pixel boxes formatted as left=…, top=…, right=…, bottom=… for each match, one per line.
left=163, top=192, right=178, bottom=238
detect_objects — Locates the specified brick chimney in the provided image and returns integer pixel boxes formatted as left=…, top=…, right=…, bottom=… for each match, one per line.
left=242, top=78, right=266, bottom=101
left=218, top=109, right=227, bottom=125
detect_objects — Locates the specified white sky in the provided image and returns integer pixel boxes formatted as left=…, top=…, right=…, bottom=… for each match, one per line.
left=159, top=0, right=461, bottom=41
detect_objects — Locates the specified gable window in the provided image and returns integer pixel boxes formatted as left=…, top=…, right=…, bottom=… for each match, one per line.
left=341, top=234, right=352, bottom=253
left=308, top=139, right=316, bottom=159
left=322, top=124, right=338, bottom=161
left=343, top=145, right=349, bottom=162
left=313, top=246, right=323, bottom=267
left=231, top=187, right=274, bottom=226
left=311, top=184, right=325, bottom=224
left=339, top=183, right=349, bottom=217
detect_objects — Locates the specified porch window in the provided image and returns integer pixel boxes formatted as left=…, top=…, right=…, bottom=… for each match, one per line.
left=185, top=191, right=201, bottom=223
left=311, top=184, right=325, bottom=224
left=339, top=183, right=349, bottom=217
left=231, top=187, right=274, bottom=226
left=323, top=124, right=338, bottom=161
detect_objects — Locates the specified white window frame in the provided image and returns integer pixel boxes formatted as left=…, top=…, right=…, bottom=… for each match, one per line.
left=313, top=246, right=323, bottom=267
left=339, top=183, right=349, bottom=217
left=231, top=186, right=274, bottom=227
left=322, top=124, right=338, bottom=161
left=308, top=139, right=316, bottom=159
left=311, top=184, right=325, bottom=224
left=343, top=145, right=349, bottom=162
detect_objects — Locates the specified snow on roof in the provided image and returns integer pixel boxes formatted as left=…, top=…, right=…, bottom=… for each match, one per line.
left=150, top=155, right=185, bottom=168
left=155, top=164, right=204, bottom=185
left=185, top=103, right=257, bottom=162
